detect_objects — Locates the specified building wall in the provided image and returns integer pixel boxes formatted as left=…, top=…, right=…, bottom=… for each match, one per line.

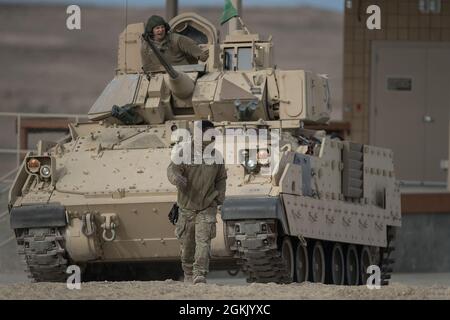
left=394, top=212, right=450, bottom=272
left=343, top=0, right=450, bottom=143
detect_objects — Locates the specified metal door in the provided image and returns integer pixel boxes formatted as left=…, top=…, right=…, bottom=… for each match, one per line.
left=425, top=47, right=450, bottom=181
left=371, top=42, right=450, bottom=182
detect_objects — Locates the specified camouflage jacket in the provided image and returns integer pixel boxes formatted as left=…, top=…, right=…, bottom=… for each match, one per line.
left=141, top=32, right=204, bottom=73
left=167, top=146, right=227, bottom=211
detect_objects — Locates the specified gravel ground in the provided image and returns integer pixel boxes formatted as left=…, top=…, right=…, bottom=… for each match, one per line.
left=1, top=272, right=449, bottom=300
left=0, top=279, right=449, bottom=300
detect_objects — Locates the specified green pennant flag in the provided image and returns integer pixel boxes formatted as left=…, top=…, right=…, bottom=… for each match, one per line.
left=220, top=0, right=239, bottom=25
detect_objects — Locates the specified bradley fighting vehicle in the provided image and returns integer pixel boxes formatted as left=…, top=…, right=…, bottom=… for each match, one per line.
left=8, top=13, right=401, bottom=285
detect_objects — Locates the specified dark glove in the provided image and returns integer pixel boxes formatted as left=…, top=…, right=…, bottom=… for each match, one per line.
left=199, top=49, right=209, bottom=62
left=174, top=173, right=187, bottom=191
left=168, top=203, right=179, bottom=225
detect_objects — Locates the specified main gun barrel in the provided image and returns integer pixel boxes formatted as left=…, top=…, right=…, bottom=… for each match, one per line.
left=145, top=37, right=195, bottom=100
left=145, top=38, right=179, bottom=79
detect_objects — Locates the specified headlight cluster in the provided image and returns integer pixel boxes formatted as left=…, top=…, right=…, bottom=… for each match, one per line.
left=257, top=149, right=270, bottom=166
left=26, top=156, right=52, bottom=180
left=239, top=149, right=271, bottom=174
left=40, top=165, right=51, bottom=178
left=27, top=158, right=41, bottom=173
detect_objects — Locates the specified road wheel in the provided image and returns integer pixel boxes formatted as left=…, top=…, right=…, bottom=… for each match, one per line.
left=295, top=242, right=309, bottom=283
left=227, top=269, right=240, bottom=276
left=280, top=237, right=295, bottom=283
left=312, top=241, right=326, bottom=283
left=346, top=245, right=360, bottom=285
left=360, top=246, right=373, bottom=285
left=331, top=243, right=345, bottom=285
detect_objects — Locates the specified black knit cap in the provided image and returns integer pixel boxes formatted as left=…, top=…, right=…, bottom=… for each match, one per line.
left=145, top=15, right=171, bottom=35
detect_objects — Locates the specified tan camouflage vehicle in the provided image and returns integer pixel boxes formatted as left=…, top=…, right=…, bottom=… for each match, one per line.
left=8, top=13, right=401, bottom=285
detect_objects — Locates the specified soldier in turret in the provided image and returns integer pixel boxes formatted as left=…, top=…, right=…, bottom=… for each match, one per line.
left=141, top=15, right=209, bottom=73
left=167, top=120, right=227, bottom=284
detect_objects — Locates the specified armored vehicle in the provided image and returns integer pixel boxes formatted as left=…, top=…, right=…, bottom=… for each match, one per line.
left=8, top=13, right=401, bottom=285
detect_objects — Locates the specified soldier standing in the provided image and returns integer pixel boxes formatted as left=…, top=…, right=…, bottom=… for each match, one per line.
left=167, top=120, right=227, bottom=284
left=141, top=15, right=209, bottom=73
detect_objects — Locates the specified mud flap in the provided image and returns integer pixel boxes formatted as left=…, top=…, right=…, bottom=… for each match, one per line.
left=10, top=204, right=67, bottom=229
left=221, top=197, right=290, bottom=235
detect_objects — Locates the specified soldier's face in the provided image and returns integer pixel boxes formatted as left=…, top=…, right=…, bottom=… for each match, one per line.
left=152, top=25, right=166, bottom=42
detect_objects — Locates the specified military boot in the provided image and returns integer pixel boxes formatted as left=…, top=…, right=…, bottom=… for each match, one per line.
left=184, top=273, right=193, bottom=283
left=193, top=275, right=206, bottom=284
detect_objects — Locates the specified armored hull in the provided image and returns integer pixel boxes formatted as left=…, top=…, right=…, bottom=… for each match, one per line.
left=8, top=12, right=401, bottom=284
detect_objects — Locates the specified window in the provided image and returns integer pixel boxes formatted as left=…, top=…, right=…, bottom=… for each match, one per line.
left=429, top=0, right=442, bottom=13
left=237, top=47, right=253, bottom=71
left=224, top=47, right=254, bottom=71
left=345, top=0, right=352, bottom=9
left=177, top=25, right=208, bottom=44
left=224, top=48, right=235, bottom=71
left=419, top=0, right=441, bottom=14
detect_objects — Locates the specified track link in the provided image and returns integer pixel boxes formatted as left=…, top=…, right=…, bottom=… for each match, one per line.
left=230, top=220, right=398, bottom=286
left=241, top=249, right=291, bottom=283
left=379, top=226, right=397, bottom=286
left=16, top=227, right=68, bottom=282
left=229, top=220, right=292, bottom=284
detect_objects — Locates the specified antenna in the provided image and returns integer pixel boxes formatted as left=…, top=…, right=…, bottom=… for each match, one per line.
left=237, top=16, right=250, bottom=34
left=124, top=0, right=128, bottom=72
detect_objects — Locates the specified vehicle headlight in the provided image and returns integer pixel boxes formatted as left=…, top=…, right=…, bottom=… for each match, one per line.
left=245, top=158, right=258, bottom=171
left=239, top=149, right=261, bottom=173
left=40, top=165, right=51, bottom=179
left=27, top=158, right=41, bottom=173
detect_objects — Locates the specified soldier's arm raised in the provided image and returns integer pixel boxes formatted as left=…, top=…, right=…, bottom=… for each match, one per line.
left=177, top=34, right=209, bottom=62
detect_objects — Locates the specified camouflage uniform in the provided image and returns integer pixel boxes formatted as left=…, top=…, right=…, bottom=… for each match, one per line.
left=175, top=206, right=217, bottom=278
left=167, top=144, right=227, bottom=280
left=141, top=15, right=208, bottom=73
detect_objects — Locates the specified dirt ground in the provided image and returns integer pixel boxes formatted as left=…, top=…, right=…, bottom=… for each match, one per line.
left=0, top=279, right=449, bottom=300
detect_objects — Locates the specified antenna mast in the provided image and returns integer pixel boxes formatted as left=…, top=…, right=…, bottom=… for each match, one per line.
left=228, top=0, right=242, bottom=34
left=166, top=0, right=178, bottom=20
left=124, top=0, right=128, bottom=72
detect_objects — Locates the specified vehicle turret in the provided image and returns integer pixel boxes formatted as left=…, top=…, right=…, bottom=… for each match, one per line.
left=143, top=35, right=195, bottom=101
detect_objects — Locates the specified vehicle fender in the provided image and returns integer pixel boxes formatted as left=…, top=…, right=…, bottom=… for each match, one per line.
left=10, top=204, right=67, bottom=229
left=221, top=197, right=290, bottom=235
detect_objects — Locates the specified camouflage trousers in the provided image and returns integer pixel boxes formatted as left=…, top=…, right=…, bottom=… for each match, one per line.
left=175, top=206, right=217, bottom=277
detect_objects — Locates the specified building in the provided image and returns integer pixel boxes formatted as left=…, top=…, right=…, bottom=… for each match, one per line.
left=343, top=0, right=450, bottom=183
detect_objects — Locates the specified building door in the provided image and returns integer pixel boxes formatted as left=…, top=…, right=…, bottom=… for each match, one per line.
left=425, top=48, right=450, bottom=181
left=371, top=42, right=450, bottom=182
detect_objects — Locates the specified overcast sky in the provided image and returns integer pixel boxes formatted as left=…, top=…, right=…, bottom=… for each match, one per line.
left=0, top=0, right=343, bottom=11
